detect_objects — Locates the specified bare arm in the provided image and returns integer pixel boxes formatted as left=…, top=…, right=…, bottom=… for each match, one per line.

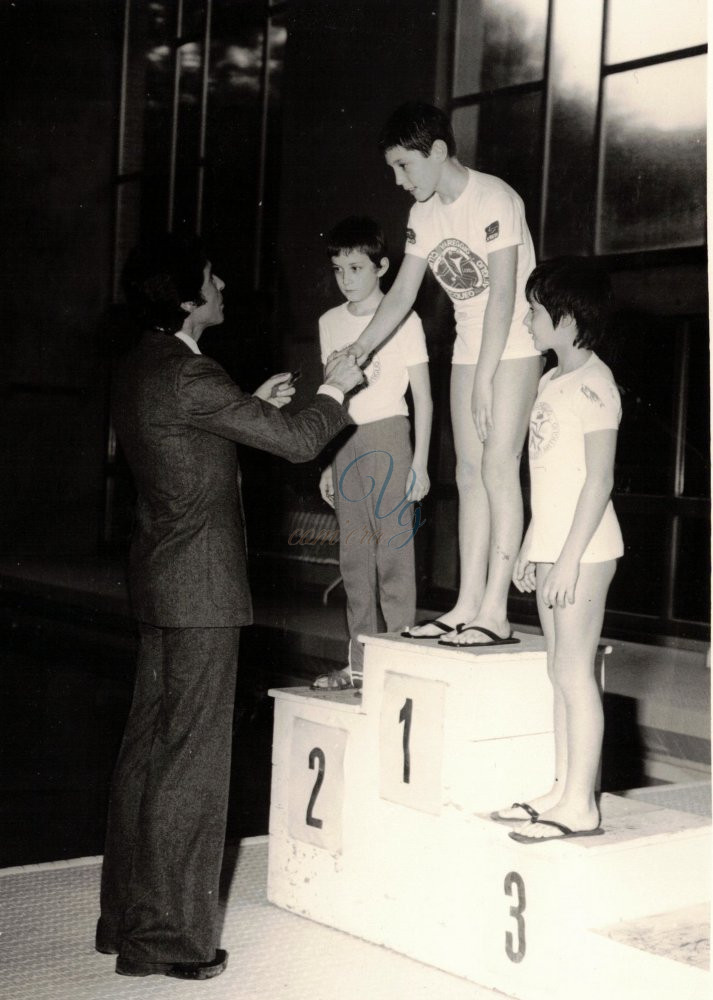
left=542, top=429, right=618, bottom=607
left=406, top=362, right=433, bottom=502
left=472, top=244, right=517, bottom=441
left=349, top=254, right=428, bottom=364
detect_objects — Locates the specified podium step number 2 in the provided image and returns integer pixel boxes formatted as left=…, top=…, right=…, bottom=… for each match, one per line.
left=288, top=718, right=348, bottom=853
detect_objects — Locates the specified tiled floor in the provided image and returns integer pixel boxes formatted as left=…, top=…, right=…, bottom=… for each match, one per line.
left=0, top=839, right=511, bottom=1000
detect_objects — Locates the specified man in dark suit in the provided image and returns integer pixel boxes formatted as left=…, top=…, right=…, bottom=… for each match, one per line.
left=96, top=234, right=361, bottom=980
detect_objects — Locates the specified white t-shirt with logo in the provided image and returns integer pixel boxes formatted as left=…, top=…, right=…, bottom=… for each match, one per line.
left=405, top=168, right=538, bottom=364
left=319, top=303, right=428, bottom=424
left=528, top=353, right=624, bottom=563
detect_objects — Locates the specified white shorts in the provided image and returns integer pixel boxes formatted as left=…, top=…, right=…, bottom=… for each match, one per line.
left=452, top=319, right=540, bottom=365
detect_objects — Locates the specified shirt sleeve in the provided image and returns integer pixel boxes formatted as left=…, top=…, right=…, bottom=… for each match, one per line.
left=404, top=203, right=429, bottom=260
left=318, top=314, right=331, bottom=366
left=573, top=374, right=622, bottom=433
left=397, top=310, right=429, bottom=366
left=482, top=188, right=525, bottom=253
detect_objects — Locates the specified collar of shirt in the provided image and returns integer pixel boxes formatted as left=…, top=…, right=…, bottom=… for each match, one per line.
left=174, top=330, right=201, bottom=355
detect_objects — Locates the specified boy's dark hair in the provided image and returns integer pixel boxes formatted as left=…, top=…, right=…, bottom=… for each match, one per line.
left=122, top=232, right=208, bottom=333
left=525, top=256, right=613, bottom=350
left=326, top=216, right=387, bottom=267
left=378, top=101, right=457, bottom=158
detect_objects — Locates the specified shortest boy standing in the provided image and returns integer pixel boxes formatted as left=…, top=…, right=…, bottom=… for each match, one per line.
left=312, top=216, right=432, bottom=691
left=492, top=256, right=623, bottom=843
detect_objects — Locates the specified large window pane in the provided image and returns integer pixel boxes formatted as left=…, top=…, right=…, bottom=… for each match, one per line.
left=203, top=24, right=264, bottom=296
left=607, top=511, right=668, bottom=617
left=141, top=0, right=177, bottom=235
left=606, top=0, right=706, bottom=65
left=474, top=92, right=543, bottom=243
left=611, top=317, right=676, bottom=497
left=453, top=0, right=548, bottom=96
left=674, top=516, right=711, bottom=622
left=682, top=321, right=710, bottom=499
left=173, top=41, right=205, bottom=232
left=597, top=56, right=706, bottom=254
left=541, top=0, right=604, bottom=256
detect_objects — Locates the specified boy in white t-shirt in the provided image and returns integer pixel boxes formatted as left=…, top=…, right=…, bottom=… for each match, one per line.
left=312, top=216, right=432, bottom=691
left=492, top=257, right=623, bottom=843
left=331, top=103, right=542, bottom=648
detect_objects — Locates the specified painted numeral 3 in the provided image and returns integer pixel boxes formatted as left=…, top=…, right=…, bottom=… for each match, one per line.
left=504, top=871, right=526, bottom=963
left=305, top=746, right=325, bottom=828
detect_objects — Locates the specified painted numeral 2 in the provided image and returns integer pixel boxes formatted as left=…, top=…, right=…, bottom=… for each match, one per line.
left=504, top=871, right=526, bottom=962
left=398, top=697, right=413, bottom=784
left=305, top=746, right=325, bottom=828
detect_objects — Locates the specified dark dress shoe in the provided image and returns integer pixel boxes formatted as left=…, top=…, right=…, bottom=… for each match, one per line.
left=116, top=948, right=228, bottom=980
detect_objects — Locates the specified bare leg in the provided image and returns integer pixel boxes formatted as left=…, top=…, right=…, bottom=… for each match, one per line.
left=450, top=356, right=541, bottom=644
left=406, top=365, right=487, bottom=637
left=513, top=560, right=616, bottom=838
left=494, top=569, right=565, bottom=819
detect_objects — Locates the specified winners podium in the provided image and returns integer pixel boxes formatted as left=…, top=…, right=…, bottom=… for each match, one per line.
left=267, top=633, right=710, bottom=1000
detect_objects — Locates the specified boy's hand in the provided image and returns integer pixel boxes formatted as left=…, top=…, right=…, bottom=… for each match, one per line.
left=472, top=373, right=494, bottom=442
left=541, top=556, right=580, bottom=608
left=319, top=467, right=335, bottom=508
left=253, top=372, right=295, bottom=408
left=405, top=463, right=430, bottom=502
left=324, top=353, right=364, bottom=394
left=512, top=549, right=536, bottom=593
left=328, top=342, right=368, bottom=367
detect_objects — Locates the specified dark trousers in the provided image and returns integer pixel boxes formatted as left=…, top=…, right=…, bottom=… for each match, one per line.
left=98, top=623, right=240, bottom=964
left=334, top=417, right=417, bottom=673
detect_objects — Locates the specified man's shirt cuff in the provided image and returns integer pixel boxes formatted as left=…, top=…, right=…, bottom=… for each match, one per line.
left=317, top=384, right=344, bottom=405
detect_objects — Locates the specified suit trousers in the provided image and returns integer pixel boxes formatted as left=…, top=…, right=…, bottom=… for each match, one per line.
left=98, top=623, right=239, bottom=964
left=333, top=416, right=417, bottom=674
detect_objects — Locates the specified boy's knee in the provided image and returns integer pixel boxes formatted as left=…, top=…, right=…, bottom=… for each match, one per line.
left=481, top=448, right=519, bottom=492
left=455, top=458, right=482, bottom=492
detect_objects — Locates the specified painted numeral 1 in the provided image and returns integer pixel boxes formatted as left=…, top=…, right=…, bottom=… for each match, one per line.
left=398, top=697, right=413, bottom=784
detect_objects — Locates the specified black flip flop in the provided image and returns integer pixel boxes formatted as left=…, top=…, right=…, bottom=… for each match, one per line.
left=490, top=802, right=539, bottom=824
left=401, top=618, right=461, bottom=639
left=509, top=819, right=605, bottom=844
left=439, top=625, right=520, bottom=648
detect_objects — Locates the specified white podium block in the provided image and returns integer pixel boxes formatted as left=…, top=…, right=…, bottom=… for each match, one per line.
left=361, top=633, right=553, bottom=742
left=267, top=636, right=711, bottom=1000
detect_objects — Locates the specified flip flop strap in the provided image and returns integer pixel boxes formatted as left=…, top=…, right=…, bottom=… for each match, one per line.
left=527, top=818, right=573, bottom=836
left=512, top=802, right=538, bottom=821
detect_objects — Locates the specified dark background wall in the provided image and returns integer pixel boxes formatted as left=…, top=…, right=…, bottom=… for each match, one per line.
left=0, top=0, right=122, bottom=556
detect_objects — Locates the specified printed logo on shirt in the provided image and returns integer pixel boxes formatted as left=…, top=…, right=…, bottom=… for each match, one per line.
left=580, top=384, right=604, bottom=408
left=485, top=220, right=499, bottom=242
left=529, top=401, right=559, bottom=457
left=427, top=238, right=489, bottom=301
left=364, top=352, right=381, bottom=386
left=406, top=227, right=416, bottom=244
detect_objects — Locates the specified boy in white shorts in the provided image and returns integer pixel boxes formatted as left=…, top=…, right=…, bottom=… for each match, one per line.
left=493, top=257, right=623, bottom=843
left=312, top=216, right=432, bottom=690
left=332, top=102, right=542, bottom=648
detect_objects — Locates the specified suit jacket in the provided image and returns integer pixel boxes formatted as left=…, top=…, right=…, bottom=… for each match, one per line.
left=112, top=331, right=351, bottom=627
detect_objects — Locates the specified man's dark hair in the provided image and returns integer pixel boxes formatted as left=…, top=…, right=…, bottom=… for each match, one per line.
left=378, top=101, right=457, bottom=158
left=525, top=256, right=613, bottom=350
left=122, top=233, right=208, bottom=333
left=326, top=216, right=387, bottom=267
